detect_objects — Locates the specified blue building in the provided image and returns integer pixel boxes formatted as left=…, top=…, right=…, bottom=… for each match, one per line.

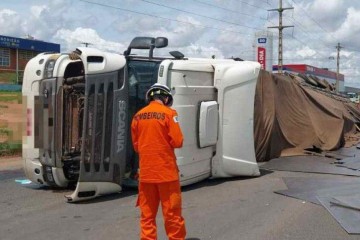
left=0, top=35, right=60, bottom=85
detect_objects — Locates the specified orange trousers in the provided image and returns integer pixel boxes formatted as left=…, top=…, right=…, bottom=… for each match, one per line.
left=137, top=181, right=186, bottom=240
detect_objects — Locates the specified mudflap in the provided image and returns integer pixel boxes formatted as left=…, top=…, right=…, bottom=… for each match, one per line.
left=66, top=69, right=128, bottom=202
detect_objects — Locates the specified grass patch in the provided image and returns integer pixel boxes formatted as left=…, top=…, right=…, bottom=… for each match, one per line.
left=0, top=141, right=22, bottom=156
left=0, top=92, right=22, bottom=103
left=0, top=72, right=17, bottom=84
left=0, top=128, right=12, bottom=136
left=0, top=91, right=20, bottom=94
left=0, top=91, right=21, bottom=94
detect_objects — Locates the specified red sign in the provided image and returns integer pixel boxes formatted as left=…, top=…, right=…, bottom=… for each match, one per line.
left=257, top=47, right=266, bottom=70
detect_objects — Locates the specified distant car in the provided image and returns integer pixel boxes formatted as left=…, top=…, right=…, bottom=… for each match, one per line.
left=346, top=92, right=360, bottom=103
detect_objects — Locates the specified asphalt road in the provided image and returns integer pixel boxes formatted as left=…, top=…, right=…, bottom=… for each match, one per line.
left=1, top=157, right=360, bottom=240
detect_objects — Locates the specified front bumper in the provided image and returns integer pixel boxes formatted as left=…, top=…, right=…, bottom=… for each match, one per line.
left=23, top=158, right=47, bottom=185
left=23, top=158, right=69, bottom=187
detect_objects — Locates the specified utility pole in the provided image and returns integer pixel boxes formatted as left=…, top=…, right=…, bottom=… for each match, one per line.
left=335, top=42, right=343, bottom=93
left=268, top=0, right=294, bottom=74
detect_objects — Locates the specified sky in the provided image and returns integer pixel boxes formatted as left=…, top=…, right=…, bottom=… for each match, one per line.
left=2, top=0, right=360, bottom=87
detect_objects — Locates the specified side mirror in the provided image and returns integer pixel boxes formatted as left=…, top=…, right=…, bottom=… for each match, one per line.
left=124, top=37, right=169, bottom=58
left=128, top=37, right=155, bottom=50
left=155, top=37, right=168, bottom=48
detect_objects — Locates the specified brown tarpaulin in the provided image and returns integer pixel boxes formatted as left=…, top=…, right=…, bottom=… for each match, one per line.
left=254, top=70, right=360, bottom=162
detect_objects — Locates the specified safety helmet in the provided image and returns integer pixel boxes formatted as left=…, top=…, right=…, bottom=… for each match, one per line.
left=145, top=83, right=173, bottom=106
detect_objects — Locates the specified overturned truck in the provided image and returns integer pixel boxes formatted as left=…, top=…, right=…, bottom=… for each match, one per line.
left=22, top=37, right=360, bottom=201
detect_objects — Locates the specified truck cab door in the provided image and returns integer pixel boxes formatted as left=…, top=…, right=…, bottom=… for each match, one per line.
left=66, top=52, right=128, bottom=202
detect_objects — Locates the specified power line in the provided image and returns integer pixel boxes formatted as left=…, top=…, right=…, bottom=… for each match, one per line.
left=289, top=0, right=338, bottom=42
left=140, top=0, right=264, bottom=31
left=260, top=0, right=272, bottom=6
left=284, top=33, right=331, bottom=59
left=283, top=16, right=335, bottom=52
left=193, top=0, right=268, bottom=20
left=342, top=46, right=360, bottom=53
left=233, top=0, right=269, bottom=10
left=78, top=0, right=254, bottom=37
left=286, top=0, right=360, bottom=86
left=266, top=18, right=332, bottom=61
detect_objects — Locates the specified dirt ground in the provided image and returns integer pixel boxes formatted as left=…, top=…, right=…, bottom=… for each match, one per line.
left=0, top=155, right=22, bottom=170
left=0, top=102, right=23, bottom=142
left=0, top=100, right=23, bottom=161
left=0, top=94, right=24, bottom=169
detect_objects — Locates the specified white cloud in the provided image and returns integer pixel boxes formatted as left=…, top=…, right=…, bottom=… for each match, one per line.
left=296, top=46, right=316, bottom=58
left=114, top=15, right=168, bottom=33
left=164, top=16, right=207, bottom=48
left=30, top=5, right=48, bottom=18
left=111, top=14, right=207, bottom=53
left=180, top=44, right=224, bottom=59
left=0, top=2, right=73, bottom=41
left=341, top=50, right=353, bottom=58
left=0, top=9, right=16, bottom=15
left=3, top=0, right=360, bottom=88
left=311, top=0, right=343, bottom=15
left=332, top=7, right=360, bottom=46
left=53, top=27, right=125, bottom=52
left=210, top=30, right=253, bottom=58
left=0, top=9, right=24, bottom=36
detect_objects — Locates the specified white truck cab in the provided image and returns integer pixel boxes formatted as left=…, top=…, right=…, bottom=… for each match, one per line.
left=22, top=37, right=260, bottom=202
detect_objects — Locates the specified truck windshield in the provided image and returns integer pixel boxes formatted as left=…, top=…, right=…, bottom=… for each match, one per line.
left=126, top=59, right=162, bottom=179
left=128, top=60, right=161, bottom=117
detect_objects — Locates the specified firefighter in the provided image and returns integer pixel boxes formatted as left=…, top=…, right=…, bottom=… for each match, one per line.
left=131, top=83, right=186, bottom=240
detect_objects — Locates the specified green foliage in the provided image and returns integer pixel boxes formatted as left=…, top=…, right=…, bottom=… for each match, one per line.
left=0, top=128, right=12, bottom=136
left=0, top=141, right=21, bottom=156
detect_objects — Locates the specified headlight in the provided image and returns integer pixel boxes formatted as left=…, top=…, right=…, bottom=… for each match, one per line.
left=44, top=59, right=56, bottom=78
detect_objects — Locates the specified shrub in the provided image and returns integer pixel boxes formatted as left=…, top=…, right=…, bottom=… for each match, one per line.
left=0, top=141, right=22, bottom=156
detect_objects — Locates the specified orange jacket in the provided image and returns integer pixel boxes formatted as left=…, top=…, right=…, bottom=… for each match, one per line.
left=131, top=101, right=183, bottom=183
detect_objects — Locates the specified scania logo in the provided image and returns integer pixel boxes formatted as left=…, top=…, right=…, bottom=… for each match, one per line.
left=116, top=100, right=126, bottom=153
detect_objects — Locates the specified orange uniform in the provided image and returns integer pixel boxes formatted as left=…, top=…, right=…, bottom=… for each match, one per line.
left=131, top=100, right=186, bottom=240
